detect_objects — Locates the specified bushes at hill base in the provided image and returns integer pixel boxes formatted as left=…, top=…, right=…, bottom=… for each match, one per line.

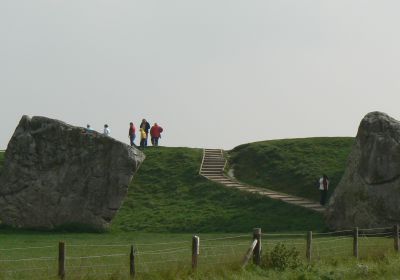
left=229, top=137, right=354, bottom=202
left=112, top=147, right=325, bottom=233
left=262, top=243, right=301, bottom=271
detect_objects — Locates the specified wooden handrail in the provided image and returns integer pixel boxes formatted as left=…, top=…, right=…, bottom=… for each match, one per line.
left=198, top=149, right=206, bottom=175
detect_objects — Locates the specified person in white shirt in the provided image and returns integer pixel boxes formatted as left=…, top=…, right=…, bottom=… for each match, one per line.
left=319, top=174, right=329, bottom=206
left=103, top=124, right=110, bottom=136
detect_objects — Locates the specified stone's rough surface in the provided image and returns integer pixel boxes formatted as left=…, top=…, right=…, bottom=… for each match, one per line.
left=0, top=116, right=145, bottom=230
left=327, top=112, right=400, bottom=229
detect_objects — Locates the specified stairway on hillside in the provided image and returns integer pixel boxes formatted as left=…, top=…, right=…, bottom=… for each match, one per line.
left=199, top=149, right=325, bottom=213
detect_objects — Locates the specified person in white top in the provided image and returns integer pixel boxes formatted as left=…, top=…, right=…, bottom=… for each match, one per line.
left=103, top=124, right=110, bottom=136
left=319, top=174, right=329, bottom=206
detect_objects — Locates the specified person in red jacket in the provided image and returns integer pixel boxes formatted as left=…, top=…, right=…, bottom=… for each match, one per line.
left=128, top=122, right=136, bottom=147
left=150, top=123, right=163, bottom=146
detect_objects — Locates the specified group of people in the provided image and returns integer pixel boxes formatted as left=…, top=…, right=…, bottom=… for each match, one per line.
left=129, top=119, right=163, bottom=148
left=85, top=124, right=112, bottom=136
left=84, top=119, right=164, bottom=148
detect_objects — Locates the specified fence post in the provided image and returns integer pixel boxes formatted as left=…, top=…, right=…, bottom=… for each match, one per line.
left=242, top=239, right=258, bottom=267
left=192, top=235, right=200, bottom=270
left=394, top=225, right=399, bottom=253
left=130, top=245, right=135, bottom=279
left=58, top=241, right=65, bottom=279
left=353, top=227, right=359, bottom=259
left=306, top=231, right=312, bottom=262
left=253, top=228, right=262, bottom=266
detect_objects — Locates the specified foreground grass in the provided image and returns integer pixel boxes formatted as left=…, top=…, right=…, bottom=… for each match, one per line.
left=0, top=230, right=398, bottom=279
left=229, top=137, right=354, bottom=202
left=242, top=253, right=400, bottom=280
left=111, top=147, right=325, bottom=232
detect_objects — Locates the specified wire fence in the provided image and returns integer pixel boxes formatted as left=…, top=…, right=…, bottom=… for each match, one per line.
left=0, top=226, right=398, bottom=279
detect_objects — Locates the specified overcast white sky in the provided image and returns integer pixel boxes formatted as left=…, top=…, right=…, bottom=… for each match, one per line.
left=1, top=0, right=400, bottom=150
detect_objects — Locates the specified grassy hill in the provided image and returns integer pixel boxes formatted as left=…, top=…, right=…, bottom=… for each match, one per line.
left=0, top=151, right=4, bottom=172
left=0, top=147, right=326, bottom=233
left=228, top=137, right=354, bottom=202
left=111, top=147, right=325, bottom=232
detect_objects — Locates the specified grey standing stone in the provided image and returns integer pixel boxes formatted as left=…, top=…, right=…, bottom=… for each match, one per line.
left=327, top=111, right=400, bottom=229
left=0, top=116, right=145, bottom=230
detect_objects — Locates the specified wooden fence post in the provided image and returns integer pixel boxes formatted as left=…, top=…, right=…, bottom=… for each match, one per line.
left=58, top=241, right=65, bottom=279
left=253, top=228, right=262, bottom=266
left=306, top=231, right=312, bottom=262
left=130, top=245, right=135, bottom=278
left=242, top=239, right=258, bottom=267
left=192, top=235, right=200, bottom=270
left=394, top=225, right=399, bottom=253
left=353, top=227, right=359, bottom=259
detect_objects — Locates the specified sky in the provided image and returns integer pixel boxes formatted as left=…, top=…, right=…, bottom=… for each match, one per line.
left=1, top=0, right=400, bottom=150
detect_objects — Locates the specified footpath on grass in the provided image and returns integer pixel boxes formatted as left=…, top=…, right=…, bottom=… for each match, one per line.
left=200, top=149, right=325, bottom=213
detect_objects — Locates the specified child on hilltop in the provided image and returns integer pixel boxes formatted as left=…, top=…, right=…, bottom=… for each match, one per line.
left=140, top=128, right=147, bottom=148
left=139, top=119, right=151, bottom=147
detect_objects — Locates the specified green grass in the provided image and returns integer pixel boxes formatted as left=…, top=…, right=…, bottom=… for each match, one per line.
left=229, top=137, right=354, bottom=202
left=0, top=230, right=397, bottom=279
left=111, top=147, right=325, bottom=233
left=242, top=253, right=400, bottom=280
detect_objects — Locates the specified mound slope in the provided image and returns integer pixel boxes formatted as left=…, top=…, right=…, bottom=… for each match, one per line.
left=112, top=147, right=325, bottom=232
left=229, top=137, right=354, bottom=202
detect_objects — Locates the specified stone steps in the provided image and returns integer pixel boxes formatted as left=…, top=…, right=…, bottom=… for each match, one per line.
left=202, top=170, right=222, bottom=174
left=200, top=149, right=325, bottom=213
left=202, top=162, right=225, bottom=166
left=202, top=167, right=224, bottom=170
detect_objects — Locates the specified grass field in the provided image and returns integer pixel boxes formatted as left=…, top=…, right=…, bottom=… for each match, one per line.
left=0, top=229, right=398, bottom=279
left=111, top=147, right=325, bottom=233
left=229, top=137, right=354, bottom=202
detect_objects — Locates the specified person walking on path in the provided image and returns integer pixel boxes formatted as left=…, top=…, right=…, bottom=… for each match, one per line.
left=150, top=123, right=163, bottom=146
left=139, top=128, right=147, bottom=148
left=139, top=119, right=150, bottom=146
left=103, top=124, right=110, bottom=136
left=319, top=174, right=329, bottom=206
left=128, top=122, right=136, bottom=146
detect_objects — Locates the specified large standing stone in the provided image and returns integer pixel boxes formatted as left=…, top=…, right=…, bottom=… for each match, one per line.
left=327, top=112, right=400, bottom=229
left=0, top=116, right=145, bottom=230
